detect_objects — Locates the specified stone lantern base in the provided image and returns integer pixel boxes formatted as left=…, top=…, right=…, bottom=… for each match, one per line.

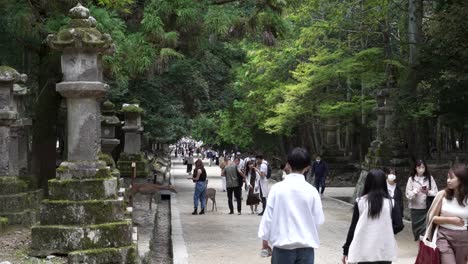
left=117, top=153, right=149, bottom=178
left=0, top=176, right=42, bottom=226
left=30, top=164, right=138, bottom=263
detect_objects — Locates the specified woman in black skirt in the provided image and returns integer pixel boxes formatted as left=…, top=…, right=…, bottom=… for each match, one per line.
left=245, top=160, right=261, bottom=214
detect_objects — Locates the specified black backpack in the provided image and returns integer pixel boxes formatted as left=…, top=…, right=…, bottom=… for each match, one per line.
left=266, top=163, right=272, bottom=179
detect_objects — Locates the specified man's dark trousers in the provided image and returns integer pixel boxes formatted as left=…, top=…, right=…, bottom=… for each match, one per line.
left=227, top=186, right=242, bottom=213
left=259, top=185, right=266, bottom=213
left=314, top=176, right=325, bottom=194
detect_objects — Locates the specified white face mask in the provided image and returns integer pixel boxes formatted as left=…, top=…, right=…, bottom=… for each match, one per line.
left=387, top=174, right=396, bottom=181
left=316, top=159, right=320, bottom=162
left=416, top=168, right=425, bottom=175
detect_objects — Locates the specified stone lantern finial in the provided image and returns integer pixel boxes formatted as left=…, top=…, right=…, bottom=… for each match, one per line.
left=69, top=3, right=90, bottom=19
left=46, top=3, right=113, bottom=52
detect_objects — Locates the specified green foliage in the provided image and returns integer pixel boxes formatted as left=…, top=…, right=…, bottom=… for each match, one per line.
left=96, top=0, right=134, bottom=12
left=318, top=97, right=376, bottom=119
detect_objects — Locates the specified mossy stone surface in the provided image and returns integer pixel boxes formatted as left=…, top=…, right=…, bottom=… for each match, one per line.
left=31, top=221, right=133, bottom=256
left=68, top=244, right=139, bottom=264
left=98, top=152, right=116, bottom=168
left=119, top=153, right=144, bottom=161
left=48, top=177, right=118, bottom=201
left=0, top=217, right=8, bottom=233
left=1, top=209, right=38, bottom=226
left=40, top=199, right=125, bottom=225
left=117, top=160, right=148, bottom=178
left=0, top=177, right=27, bottom=195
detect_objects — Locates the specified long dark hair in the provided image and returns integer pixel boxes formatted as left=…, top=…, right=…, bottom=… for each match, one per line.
left=195, top=159, right=204, bottom=169
left=445, top=164, right=468, bottom=206
left=246, top=160, right=255, bottom=177
left=361, top=169, right=390, bottom=219
left=411, top=159, right=431, bottom=181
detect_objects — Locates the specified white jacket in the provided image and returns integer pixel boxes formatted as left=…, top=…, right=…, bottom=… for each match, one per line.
left=348, top=196, right=397, bottom=263
left=255, top=165, right=269, bottom=198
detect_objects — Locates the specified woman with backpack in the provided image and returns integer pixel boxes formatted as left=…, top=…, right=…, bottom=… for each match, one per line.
left=342, top=169, right=404, bottom=264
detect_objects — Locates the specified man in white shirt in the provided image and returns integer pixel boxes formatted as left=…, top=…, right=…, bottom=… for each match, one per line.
left=258, top=147, right=324, bottom=264
left=256, top=155, right=269, bottom=216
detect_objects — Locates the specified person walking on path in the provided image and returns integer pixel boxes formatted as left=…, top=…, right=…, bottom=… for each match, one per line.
left=311, top=155, right=328, bottom=196
left=245, top=160, right=261, bottom=214
left=222, top=157, right=246, bottom=215
left=219, top=156, right=229, bottom=192
left=385, top=168, right=404, bottom=219
left=426, top=165, right=468, bottom=264
left=258, top=147, right=324, bottom=264
left=186, top=152, right=194, bottom=176
left=191, top=159, right=207, bottom=215
left=405, top=159, right=438, bottom=241
left=256, top=155, right=269, bottom=216
left=342, top=169, right=403, bottom=264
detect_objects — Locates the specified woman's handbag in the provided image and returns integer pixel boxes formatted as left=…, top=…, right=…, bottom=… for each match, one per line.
left=415, top=190, right=445, bottom=264
left=414, top=223, right=440, bottom=264
left=183, top=158, right=187, bottom=165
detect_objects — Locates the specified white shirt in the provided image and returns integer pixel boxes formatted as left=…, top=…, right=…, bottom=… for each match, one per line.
left=258, top=173, right=324, bottom=249
left=405, top=175, right=438, bottom=209
left=440, top=198, right=468, bottom=230
left=387, top=182, right=396, bottom=198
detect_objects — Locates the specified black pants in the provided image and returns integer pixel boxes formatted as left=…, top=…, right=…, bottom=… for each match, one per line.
left=260, top=185, right=266, bottom=213
left=186, top=164, right=192, bottom=173
left=227, top=186, right=242, bottom=213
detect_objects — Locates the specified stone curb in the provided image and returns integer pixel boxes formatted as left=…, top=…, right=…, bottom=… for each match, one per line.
left=170, top=161, right=189, bottom=264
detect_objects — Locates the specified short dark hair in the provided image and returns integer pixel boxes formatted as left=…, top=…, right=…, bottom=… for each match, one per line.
left=287, top=148, right=311, bottom=171
left=255, top=155, right=263, bottom=160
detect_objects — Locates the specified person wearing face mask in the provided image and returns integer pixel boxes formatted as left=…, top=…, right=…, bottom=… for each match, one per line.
left=311, top=155, right=328, bottom=196
left=406, top=159, right=438, bottom=241
left=385, top=168, right=404, bottom=219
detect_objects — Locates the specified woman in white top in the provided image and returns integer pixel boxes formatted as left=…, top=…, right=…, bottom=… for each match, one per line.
left=405, top=159, right=438, bottom=241
left=342, top=169, right=402, bottom=264
left=429, top=165, right=468, bottom=264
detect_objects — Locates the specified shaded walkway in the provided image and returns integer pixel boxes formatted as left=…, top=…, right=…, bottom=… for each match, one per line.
left=171, top=157, right=417, bottom=264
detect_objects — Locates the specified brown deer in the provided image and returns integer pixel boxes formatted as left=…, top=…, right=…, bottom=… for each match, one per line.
left=206, top=188, right=217, bottom=211
left=129, top=164, right=177, bottom=209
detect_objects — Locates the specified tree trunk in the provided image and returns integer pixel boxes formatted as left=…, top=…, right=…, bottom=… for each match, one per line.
left=31, top=44, right=62, bottom=196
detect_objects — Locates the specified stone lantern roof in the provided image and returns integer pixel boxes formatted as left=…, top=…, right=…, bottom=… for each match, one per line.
left=0, top=66, right=27, bottom=84
left=46, top=3, right=113, bottom=52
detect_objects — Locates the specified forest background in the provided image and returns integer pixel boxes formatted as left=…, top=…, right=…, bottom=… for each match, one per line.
left=1, top=0, right=467, bottom=187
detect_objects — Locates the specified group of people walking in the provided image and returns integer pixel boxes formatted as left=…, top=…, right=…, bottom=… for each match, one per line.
left=258, top=148, right=467, bottom=264
left=219, top=154, right=269, bottom=215
left=177, top=146, right=468, bottom=264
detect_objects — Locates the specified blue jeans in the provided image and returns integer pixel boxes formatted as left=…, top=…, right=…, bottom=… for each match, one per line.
left=272, top=247, right=314, bottom=264
left=193, top=181, right=206, bottom=209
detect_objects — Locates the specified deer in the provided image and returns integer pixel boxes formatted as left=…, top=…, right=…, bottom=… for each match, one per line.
left=206, top=187, right=217, bottom=212
left=129, top=162, right=177, bottom=209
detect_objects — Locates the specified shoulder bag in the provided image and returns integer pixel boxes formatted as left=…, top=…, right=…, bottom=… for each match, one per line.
left=415, top=191, right=444, bottom=264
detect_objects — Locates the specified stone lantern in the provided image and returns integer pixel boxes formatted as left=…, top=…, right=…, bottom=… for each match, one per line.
left=0, top=66, right=41, bottom=226
left=117, top=103, right=148, bottom=178
left=101, top=100, right=120, bottom=154
left=30, top=4, right=137, bottom=262
left=10, top=84, right=33, bottom=177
